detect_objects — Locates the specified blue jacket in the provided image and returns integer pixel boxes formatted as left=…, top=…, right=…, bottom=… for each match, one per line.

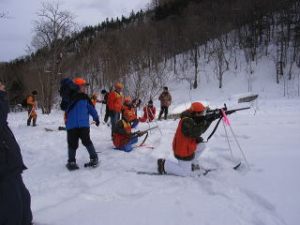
left=66, top=93, right=99, bottom=130
left=0, top=91, right=27, bottom=181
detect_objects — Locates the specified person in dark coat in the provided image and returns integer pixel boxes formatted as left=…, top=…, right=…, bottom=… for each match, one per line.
left=0, top=81, right=33, bottom=225
left=100, top=89, right=111, bottom=124
left=65, top=78, right=100, bottom=170
left=158, top=86, right=172, bottom=120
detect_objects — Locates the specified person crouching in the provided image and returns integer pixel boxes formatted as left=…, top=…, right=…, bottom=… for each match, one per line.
left=157, top=102, right=221, bottom=176
left=113, top=110, right=145, bottom=152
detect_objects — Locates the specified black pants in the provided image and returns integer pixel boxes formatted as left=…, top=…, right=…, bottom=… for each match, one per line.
left=67, top=128, right=97, bottom=162
left=104, top=107, right=111, bottom=123
left=0, top=174, right=32, bottom=225
left=158, top=106, right=169, bottom=120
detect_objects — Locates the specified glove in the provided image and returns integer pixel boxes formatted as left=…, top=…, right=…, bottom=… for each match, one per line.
left=95, top=119, right=100, bottom=127
left=196, top=136, right=203, bottom=143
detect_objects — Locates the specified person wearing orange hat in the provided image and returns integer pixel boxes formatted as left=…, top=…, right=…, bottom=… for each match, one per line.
left=157, top=102, right=221, bottom=176
left=65, top=77, right=100, bottom=170
left=112, top=110, right=146, bottom=152
left=107, top=82, right=124, bottom=136
left=122, top=96, right=139, bottom=128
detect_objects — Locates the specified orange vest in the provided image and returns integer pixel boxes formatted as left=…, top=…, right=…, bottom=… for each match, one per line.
left=91, top=98, right=97, bottom=106
left=122, top=105, right=137, bottom=120
left=172, top=118, right=197, bottom=159
left=108, top=91, right=123, bottom=112
left=113, top=120, right=131, bottom=148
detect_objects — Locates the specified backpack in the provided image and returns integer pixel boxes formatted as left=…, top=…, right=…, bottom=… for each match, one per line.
left=59, top=78, right=79, bottom=111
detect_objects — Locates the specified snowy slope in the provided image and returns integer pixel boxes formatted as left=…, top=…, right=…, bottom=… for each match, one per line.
left=8, top=56, right=300, bottom=225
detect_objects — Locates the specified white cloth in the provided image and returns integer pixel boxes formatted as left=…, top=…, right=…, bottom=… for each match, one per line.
left=164, top=143, right=206, bottom=177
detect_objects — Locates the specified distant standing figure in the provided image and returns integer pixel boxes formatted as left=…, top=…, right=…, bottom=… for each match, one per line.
left=0, top=81, right=33, bottom=225
left=158, top=86, right=172, bottom=120
left=100, top=89, right=110, bottom=124
left=26, top=90, right=38, bottom=126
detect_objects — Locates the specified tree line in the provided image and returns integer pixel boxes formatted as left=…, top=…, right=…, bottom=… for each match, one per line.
left=0, top=0, right=299, bottom=113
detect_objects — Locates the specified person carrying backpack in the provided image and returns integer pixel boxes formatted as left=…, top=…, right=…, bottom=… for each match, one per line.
left=65, top=78, right=100, bottom=171
left=0, top=81, right=33, bottom=225
left=26, top=90, right=38, bottom=126
left=157, top=102, right=221, bottom=176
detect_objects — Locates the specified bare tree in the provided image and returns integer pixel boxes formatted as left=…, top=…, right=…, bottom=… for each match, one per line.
left=32, top=0, right=76, bottom=113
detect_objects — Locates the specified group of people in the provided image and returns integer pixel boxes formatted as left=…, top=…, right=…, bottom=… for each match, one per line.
left=63, top=79, right=174, bottom=170
left=1, top=77, right=223, bottom=224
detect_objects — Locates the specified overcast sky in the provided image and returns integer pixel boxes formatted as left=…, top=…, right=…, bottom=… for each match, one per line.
left=0, top=0, right=150, bottom=62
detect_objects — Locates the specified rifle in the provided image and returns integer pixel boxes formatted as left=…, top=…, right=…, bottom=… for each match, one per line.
left=133, top=125, right=159, bottom=137
left=204, top=104, right=250, bottom=121
left=204, top=104, right=250, bottom=141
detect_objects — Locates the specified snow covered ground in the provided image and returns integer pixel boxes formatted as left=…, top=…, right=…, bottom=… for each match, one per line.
left=7, top=57, right=300, bottom=225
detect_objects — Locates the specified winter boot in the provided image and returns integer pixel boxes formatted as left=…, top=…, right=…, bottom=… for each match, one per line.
left=27, top=117, right=32, bottom=126
left=32, top=118, right=37, bottom=127
left=66, top=161, right=79, bottom=171
left=191, top=163, right=200, bottom=171
left=84, top=158, right=99, bottom=168
left=157, top=158, right=166, bottom=174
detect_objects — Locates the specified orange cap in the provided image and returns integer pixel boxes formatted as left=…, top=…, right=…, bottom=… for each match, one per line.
left=115, top=82, right=124, bottom=90
left=190, top=102, right=206, bottom=112
left=73, top=78, right=88, bottom=86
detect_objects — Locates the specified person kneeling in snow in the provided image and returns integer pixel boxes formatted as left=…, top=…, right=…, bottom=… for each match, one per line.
left=113, top=110, right=146, bottom=152
left=139, top=100, right=156, bottom=123
left=157, top=102, right=221, bottom=176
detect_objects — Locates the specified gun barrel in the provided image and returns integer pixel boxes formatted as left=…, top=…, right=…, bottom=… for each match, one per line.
left=225, top=106, right=250, bottom=114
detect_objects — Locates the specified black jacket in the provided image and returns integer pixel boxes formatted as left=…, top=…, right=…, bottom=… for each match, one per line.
left=0, top=91, right=27, bottom=181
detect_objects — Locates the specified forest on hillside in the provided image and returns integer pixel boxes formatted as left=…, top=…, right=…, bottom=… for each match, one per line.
left=0, top=0, right=299, bottom=113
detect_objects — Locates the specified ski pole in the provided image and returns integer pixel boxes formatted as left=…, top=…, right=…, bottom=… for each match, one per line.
left=222, top=120, right=234, bottom=160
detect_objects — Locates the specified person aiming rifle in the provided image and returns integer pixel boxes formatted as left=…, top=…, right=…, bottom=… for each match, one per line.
left=157, top=102, right=249, bottom=176
left=113, top=110, right=155, bottom=152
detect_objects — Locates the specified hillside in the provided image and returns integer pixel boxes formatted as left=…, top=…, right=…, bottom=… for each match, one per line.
left=1, top=0, right=299, bottom=114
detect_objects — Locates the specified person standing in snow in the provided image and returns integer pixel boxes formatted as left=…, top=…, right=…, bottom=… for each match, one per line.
left=26, top=90, right=38, bottom=126
left=99, top=89, right=110, bottom=124
left=107, top=82, right=124, bottom=136
left=158, top=86, right=172, bottom=120
left=157, top=102, right=221, bottom=176
left=65, top=78, right=100, bottom=170
left=0, top=81, right=33, bottom=225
